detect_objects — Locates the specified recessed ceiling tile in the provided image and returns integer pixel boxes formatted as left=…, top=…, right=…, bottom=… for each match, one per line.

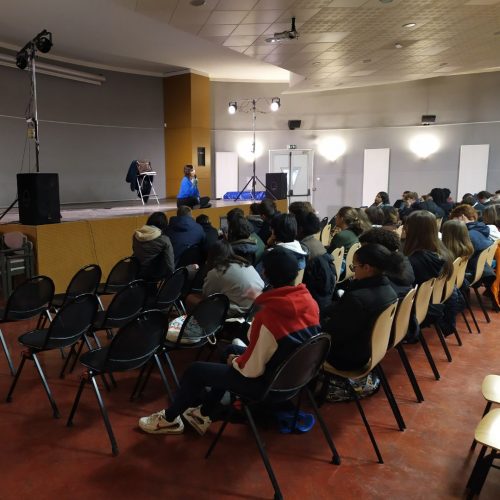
left=232, top=24, right=270, bottom=35
left=416, top=45, right=451, bottom=56
left=215, top=0, right=259, bottom=9
left=173, top=24, right=204, bottom=35
left=223, top=35, right=259, bottom=46
left=328, top=0, right=370, bottom=6
left=254, top=0, right=295, bottom=9
left=271, top=43, right=305, bottom=54
left=350, top=69, right=377, bottom=76
left=199, top=24, right=236, bottom=36
left=206, top=11, right=248, bottom=24
left=465, top=0, right=500, bottom=5
left=433, top=66, right=462, bottom=73
left=171, top=9, right=211, bottom=24
left=244, top=45, right=276, bottom=56
left=277, top=9, right=321, bottom=23
left=300, top=32, right=350, bottom=43
left=202, top=36, right=229, bottom=45
left=227, top=46, right=249, bottom=53
left=299, top=43, right=335, bottom=53
left=242, top=10, right=282, bottom=23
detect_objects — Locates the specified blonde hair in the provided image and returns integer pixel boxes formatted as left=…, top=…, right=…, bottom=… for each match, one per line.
left=441, top=220, right=474, bottom=260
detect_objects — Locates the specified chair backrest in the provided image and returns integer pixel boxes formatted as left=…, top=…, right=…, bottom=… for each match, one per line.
left=177, top=246, right=203, bottom=267
left=330, top=246, right=344, bottom=280
left=456, top=257, right=469, bottom=289
left=389, top=288, right=416, bottom=348
left=136, top=160, right=152, bottom=174
left=414, top=277, right=436, bottom=325
left=105, top=310, right=166, bottom=371
left=265, top=333, right=331, bottom=395
left=102, top=256, right=140, bottom=293
left=486, top=240, right=499, bottom=266
left=442, top=258, right=461, bottom=303
left=469, top=246, right=490, bottom=287
left=65, top=264, right=102, bottom=299
left=319, top=217, right=328, bottom=231
left=367, top=302, right=398, bottom=369
left=177, top=293, right=230, bottom=345
left=341, top=242, right=361, bottom=282
left=43, top=294, right=98, bottom=349
left=432, top=274, right=447, bottom=304
left=155, top=267, right=188, bottom=310
left=2, top=275, right=55, bottom=321
left=293, top=268, right=305, bottom=286
left=320, top=224, right=331, bottom=246
left=103, top=280, right=147, bottom=324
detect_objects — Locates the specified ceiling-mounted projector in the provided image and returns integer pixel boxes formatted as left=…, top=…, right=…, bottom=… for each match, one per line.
left=266, top=17, right=299, bottom=43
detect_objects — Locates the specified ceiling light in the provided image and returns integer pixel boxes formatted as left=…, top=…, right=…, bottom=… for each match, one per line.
left=265, top=17, right=299, bottom=43
left=402, top=22, right=416, bottom=28
left=395, top=43, right=403, bottom=49
left=190, top=0, right=206, bottom=6
left=312, top=61, right=321, bottom=66
left=270, top=97, right=280, bottom=111
left=35, top=31, right=52, bottom=53
left=362, top=58, right=372, bottom=63
left=228, top=102, right=237, bottom=114
left=16, top=50, right=29, bottom=70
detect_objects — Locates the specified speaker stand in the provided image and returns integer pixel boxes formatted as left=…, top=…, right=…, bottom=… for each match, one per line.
left=234, top=159, right=276, bottom=201
left=0, top=198, right=18, bottom=222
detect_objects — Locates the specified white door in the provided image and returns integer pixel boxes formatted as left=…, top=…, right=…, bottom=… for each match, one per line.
left=269, top=149, right=314, bottom=204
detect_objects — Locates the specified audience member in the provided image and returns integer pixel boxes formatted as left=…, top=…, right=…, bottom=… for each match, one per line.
left=132, top=211, right=174, bottom=282
left=227, top=215, right=260, bottom=265
left=364, top=206, right=384, bottom=227
left=138, top=246, right=320, bottom=436
left=327, top=206, right=365, bottom=255
left=258, top=198, right=280, bottom=243
left=441, top=220, right=474, bottom=261
left=481, top=205, right=500, bottom=241
left=195, top=214, right=219, bottom=255
left=247, top=202, right=264, bottom=234
left=371, top=191, right=391, bottom=207
left=166, top=206, right=206, bottom=265
left=430, top=188, right=453, bottom=219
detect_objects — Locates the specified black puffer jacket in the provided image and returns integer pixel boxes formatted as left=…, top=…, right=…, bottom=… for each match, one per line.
left=322, top=275, right=397, bottom=370
left=132, top=225, right=174, bottom=281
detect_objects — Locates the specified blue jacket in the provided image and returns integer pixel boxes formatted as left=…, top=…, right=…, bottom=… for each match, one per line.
left=166, top=215, right=206, bottom=263
left=177, top=177, right=199, bottom=199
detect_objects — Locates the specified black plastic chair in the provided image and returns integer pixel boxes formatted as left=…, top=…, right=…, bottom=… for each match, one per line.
left=62, top=280, right=148, bottom=377
left=47, top=264, right=102, bottom=320
left=176, top=245, right=203, bottom=268
left=132, top=293, right=229, bottom=400
left=205, top=333, right=340, bottom=500
left=96, top=256, right=139, bottom=309
left=146, top=267, right=188, bottom=315
left=0, top=275, right=54, bottom=376
left=67, top=310, right=168, bottom=456
left=6, top=294, right=98, bottom=418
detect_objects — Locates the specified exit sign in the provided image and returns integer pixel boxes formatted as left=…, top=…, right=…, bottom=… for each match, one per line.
left=287, top=144, right=297, bottom=149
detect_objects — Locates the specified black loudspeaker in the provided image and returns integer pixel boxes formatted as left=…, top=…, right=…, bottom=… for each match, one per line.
left=288, top=120, right=301, bottom=130
left=17, top=173, right=61, bottom=225
left=266, top=173, right=287, bottom=200
left=197, top=147, right=206, bottom=166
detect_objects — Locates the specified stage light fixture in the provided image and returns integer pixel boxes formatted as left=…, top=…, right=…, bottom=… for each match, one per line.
left=270, top=98, right=280, bottom=112
left=228, top=102, right=237, bottom=114
left=16, top=51, right=29, bottom=70
left=35, top=31, right=53, bottom=53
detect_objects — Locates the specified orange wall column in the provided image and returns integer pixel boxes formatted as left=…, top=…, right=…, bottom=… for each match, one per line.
left=163, top=73, right=211, bottom=198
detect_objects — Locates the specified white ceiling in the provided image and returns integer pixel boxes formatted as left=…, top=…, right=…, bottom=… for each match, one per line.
left=1, top=0, right=500, bottom=93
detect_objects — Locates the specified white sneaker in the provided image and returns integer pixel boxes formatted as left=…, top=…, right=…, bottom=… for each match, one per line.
left=138, top=410, right=184, bottom=434
left=231, top=338, right=247, bottom=348
left=182, top=405, right=212, bottom=435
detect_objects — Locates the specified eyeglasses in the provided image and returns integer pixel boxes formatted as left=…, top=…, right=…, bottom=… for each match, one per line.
left=349, top=263, right=362, bottom=272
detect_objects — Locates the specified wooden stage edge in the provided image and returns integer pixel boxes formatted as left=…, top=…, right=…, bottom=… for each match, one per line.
left=0, top=198, right=288, bottom=293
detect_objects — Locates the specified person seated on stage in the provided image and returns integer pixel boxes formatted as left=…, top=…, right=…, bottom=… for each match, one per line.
left=138, top=246, right=321, bottom=436
left=166, top=206, right=206, bottom=266
left=177, top=164, right=211, bottom=209
left=132, top=211, right=174, bottom=282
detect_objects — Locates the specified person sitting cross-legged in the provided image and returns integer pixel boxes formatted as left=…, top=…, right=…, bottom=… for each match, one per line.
left=138, top=246, right=321, bottom=436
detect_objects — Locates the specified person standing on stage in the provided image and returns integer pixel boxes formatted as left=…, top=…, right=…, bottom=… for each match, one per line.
left=177, top=164, right=211, bottom=209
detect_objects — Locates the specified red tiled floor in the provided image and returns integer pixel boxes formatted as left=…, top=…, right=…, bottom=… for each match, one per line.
left=0, top=304, right=499, bottom=499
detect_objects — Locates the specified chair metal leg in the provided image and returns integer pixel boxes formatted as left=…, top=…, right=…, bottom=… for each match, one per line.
left=473, top=287, right=490, bottom=324
left=376, top=365, right=406, bottom=431
left=461, top=289, right=481, bottom=333
left=6, top=352, right=27, bottom=402
left=0, top=328, right=16, bottom=376
left=32, top=352, right=60, bottom=418
left=69, top=336, right=93, bottom=374
left=419, top=332, right=440, bottom=380
left=346, top=381, right=384, bottom=464
left=471, top=401, right=493, bottom=450
left=205, top=407, right=233, bottom=459
left=244, top=404, right=283, bottom=500
left=466, top=446, right=498, bottom=497
left=90, top=374, right=119, bottom=456
left=130, top=362, right=149, bottom=400
left=305, top=387, right=341, bottom=465
left=60, top=344, right=77, bottom=379
left=433, top=324, right=453, bottom=362
left=396, top=345, right=424, bottom=402
left=136, top=358, right=155, bottom=399
left=97, top=295, right=105, bottom=311
left=154, top=354, right=174, bottom=401
left=453, top=326, right=463, bottom=347
left=461, top=310, right=472, bottom=333
left=67, top=376, right=87, bottom=426
left=164, top=351, right=180, bottom=388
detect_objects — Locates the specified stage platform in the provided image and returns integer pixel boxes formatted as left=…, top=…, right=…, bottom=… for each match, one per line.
left=0, top=198, right=287, bottom=293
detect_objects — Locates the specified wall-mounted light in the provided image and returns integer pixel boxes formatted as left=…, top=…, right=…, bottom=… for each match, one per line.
left=409, top=133, right=440, bottom=159
left=318, top=136, right=346, bottom=162
left=270, top=97, right=280, bottom=112
left=228, top=101, right=237, bottom=114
